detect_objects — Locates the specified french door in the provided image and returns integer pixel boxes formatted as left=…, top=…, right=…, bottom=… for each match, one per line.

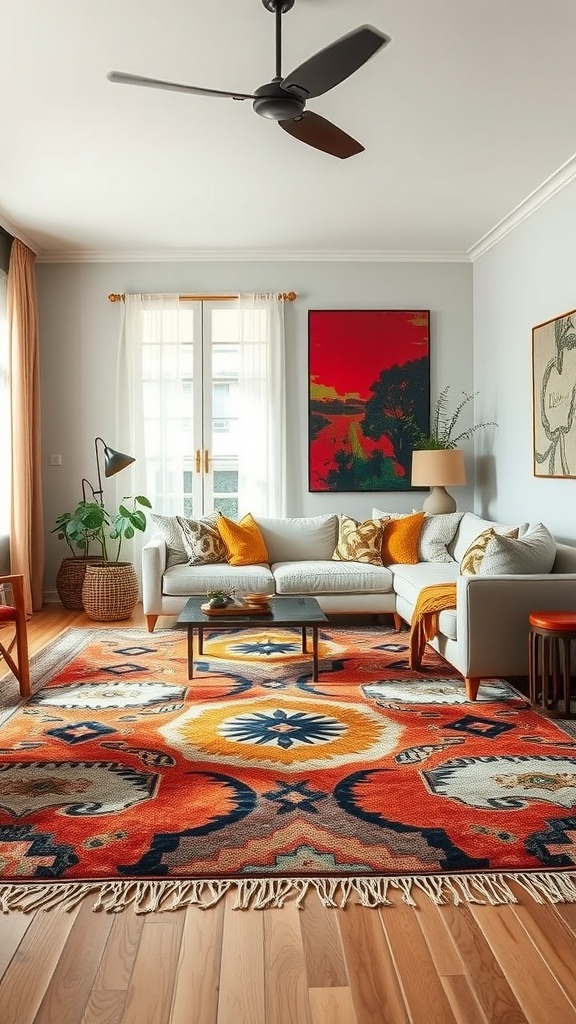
left=142, top=299, right=240, bottom=521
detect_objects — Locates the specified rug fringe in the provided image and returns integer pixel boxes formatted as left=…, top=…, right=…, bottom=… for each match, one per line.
left=1, top=871, right=576, bottom=913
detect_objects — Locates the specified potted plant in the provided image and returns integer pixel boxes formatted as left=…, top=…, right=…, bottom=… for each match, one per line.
left=51, top=502, right=109, bottom=610
left=52, top=495, right=151, bottom=617
left=407, top=386, right=497, bottom=450
left=79, top=495, right=152, bottom=621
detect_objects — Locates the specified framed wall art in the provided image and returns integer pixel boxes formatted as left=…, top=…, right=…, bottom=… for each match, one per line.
left=308, top=309, right=430, bottom=492
left=532, top=308, right=576, bottom=479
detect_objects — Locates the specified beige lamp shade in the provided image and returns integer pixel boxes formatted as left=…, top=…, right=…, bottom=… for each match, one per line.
left=411, top=448, right=466, bottom=514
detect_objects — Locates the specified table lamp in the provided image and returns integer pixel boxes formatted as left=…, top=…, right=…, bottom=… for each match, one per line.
left=411, top=448, right=466, bottom=514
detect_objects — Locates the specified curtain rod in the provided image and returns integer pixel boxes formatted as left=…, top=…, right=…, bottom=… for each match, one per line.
left=108, top=291, right=297, bottom=303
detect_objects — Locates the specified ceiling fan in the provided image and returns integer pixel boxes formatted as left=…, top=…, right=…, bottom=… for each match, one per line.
left=107, top=0, right=390, bottom=159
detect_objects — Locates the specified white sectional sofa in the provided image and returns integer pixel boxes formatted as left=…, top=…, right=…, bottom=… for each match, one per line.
left=142, top=511, right=576, bottom=697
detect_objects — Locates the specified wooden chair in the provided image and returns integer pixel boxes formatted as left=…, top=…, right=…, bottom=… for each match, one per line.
left=0, top=574, right=31, bottom=698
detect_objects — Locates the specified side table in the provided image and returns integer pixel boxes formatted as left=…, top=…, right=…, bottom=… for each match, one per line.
left=528, top=611, right=576, bottom=719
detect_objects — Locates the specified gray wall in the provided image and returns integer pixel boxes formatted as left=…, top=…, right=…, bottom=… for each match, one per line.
left=473, top=178, right=576, bottom=544
left=37, top=259, right=473, bottom=597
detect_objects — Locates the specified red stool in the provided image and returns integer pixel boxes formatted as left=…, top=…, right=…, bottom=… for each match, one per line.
left=528, top=611, right=576, bottom=718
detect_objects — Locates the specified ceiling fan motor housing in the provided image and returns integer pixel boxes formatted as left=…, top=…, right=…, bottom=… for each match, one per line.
left=252, top=82, right=305, bottom=120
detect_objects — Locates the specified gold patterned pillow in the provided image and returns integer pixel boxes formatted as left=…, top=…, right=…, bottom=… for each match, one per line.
left=460, top=526, right=519, bottom=576
left=177, top=512, right=226, bottom=565
left=332, top=515, right=387, bottom=565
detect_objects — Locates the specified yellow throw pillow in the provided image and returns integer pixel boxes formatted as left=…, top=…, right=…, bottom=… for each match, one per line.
left=381, top=511, right=425, bottom=565
left=216, top=513, right=269, bottom=566
left=332, top=515, right=386, bottom=565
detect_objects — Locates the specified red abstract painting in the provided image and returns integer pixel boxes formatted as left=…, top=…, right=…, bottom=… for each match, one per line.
left=309, top=309, right=430, bottom=492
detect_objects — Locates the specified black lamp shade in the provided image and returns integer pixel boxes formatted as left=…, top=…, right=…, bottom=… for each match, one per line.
left=103, top=446, right=135, bottom=478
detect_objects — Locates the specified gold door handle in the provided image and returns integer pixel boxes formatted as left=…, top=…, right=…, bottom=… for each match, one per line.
left=204, top=449, right=210, bottom=473
left=195, top=449, right=201, bottom=473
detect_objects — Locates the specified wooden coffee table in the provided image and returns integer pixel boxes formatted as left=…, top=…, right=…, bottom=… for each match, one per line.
left=176, top=596, right=328, bottom=681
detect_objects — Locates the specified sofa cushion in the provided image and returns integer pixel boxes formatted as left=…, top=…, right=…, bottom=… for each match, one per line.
left=254, top=515, right=338, bottom=562
left=382, top=512, right=425, bottom=565
left=217, top=513, right=269, bottom=566
left=391, top=561, right=460, bottom=605
left=162, top=562, right=274, bottom=597
left=418, top=512, right=463, bottom=563
left=450, top=512, right=528, bottom=562
left=177, top=511, right=226, bottom=565
left=460, top=523, right=556, bottom=576
left=332, top=515, right=385, bottom=565
left=272, top=560, right=394, bottom=595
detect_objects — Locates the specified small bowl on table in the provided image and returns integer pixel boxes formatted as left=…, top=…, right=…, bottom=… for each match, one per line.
left=242, top=593, right=271, bottom=607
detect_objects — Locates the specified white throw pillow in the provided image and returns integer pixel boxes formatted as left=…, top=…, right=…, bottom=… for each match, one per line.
left=418, top=512, right=463, bottom=563
left=460, top=523, right=556, bottom=576
left=150, top=513, right=188, bottom=567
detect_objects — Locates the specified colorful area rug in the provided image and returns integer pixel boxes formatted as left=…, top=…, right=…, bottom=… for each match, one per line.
left=1, top=624, right=576, bottom=913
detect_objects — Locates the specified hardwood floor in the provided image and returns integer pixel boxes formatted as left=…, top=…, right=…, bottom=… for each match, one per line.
left=0, top=604, right=575, bottom=1024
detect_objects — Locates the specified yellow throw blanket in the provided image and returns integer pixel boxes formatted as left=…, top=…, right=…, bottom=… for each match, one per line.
left=409, top=582, right=457, bottom=670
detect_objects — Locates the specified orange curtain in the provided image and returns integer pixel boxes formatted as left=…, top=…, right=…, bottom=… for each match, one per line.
left=7, top=240, right=44, bottom=613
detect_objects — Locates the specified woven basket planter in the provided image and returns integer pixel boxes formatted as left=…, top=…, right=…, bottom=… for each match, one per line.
left=56, top=557, right=105, bottom=610
left=81, top=562, right=139, bottom=622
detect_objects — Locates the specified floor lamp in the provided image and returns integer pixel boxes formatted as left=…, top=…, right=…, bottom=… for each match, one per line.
left=81, top=436, right=135, bottom=504
left=411, top=448, right=466, bottom=514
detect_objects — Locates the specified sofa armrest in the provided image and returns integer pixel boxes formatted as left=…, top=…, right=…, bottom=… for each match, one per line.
left=142, top=533, right=167, bottom=613
left=456, top=572, right=576, bottom=677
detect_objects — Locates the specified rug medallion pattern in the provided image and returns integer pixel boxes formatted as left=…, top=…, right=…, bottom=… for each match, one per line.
left=0, top=625, right=575, bottom=910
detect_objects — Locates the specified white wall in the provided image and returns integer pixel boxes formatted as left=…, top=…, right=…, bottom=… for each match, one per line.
left=473, top=179, right=576, bottom=543
left=37, top=259, right=473, bottom=595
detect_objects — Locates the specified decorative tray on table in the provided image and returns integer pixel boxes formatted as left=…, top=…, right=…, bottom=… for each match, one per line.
left=200, top=597, right=271, bottom=617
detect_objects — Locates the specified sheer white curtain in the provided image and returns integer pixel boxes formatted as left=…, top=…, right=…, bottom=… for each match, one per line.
left=116, top=294, right=183, bottom=579
left=237, top=293, right=286, bottom=517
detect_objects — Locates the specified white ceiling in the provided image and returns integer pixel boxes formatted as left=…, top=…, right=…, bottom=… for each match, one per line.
left=3, top=0, right=576, bottom=260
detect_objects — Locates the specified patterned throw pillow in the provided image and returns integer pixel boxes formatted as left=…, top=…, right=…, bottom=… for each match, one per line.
left=177, top=511, right=226, bottom=565
left=460, top=523, right=555, bottom=576
left=150, top=513, right=188, bottom=567
left=418, top=512, right=464, bottom=563
left=381, top=511, right=425, bottom=565
left=332, top=516, right=386, bottom=565
left=216, top=513, right=269, bottom=566
left=460, top=526, right=520, bottom=575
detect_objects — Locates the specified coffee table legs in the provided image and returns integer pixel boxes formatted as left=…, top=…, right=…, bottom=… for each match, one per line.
left=186, top=624, right=321, bottom=682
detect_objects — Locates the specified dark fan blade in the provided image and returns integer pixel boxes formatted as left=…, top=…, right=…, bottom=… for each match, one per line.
left=279, top=110, right=364, bottom=159
left=281, top=25, right=390, bottom=100
left=106, top=71, right=255, bottom=101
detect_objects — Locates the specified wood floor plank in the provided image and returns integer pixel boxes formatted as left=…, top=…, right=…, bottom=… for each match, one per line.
left=0, top=905, right=81, bottom=1024
left=120, top=913, right=186, bottom=1024
left=264, top=904, right=313, bottom=1024
left=379, top=900, right=458, bottom=1024
left=33, top=899, right=116, bottom=1024
left=0, top=911, right=35, bottom=978
left=338, top=903, right=409, bottom=1024
left=436, top=903, right=528, bottom=1024
left=299, top=893, right=348, bottom=988
left=169, top=903, right=225, bottom=1024
left=440, top=975, right=489, bottom=1024
left=217, top=895, right=265, bottom=1024
left=469, top=903, right=576, bottom=1024
left=308, top=986, right=357, bottom=1024
left=81, top=907, right=145, bottom=1023
left=511, top=900, right=576, bottom=1008
left=414, top=898, right=467, bottom=976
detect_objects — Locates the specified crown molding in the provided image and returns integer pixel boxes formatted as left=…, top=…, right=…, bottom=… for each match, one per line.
left=35, top=248, right=470, bottom=265
left=0, top=212, right=39, bottom=255
left=468, top=151, right=576, bottom=261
